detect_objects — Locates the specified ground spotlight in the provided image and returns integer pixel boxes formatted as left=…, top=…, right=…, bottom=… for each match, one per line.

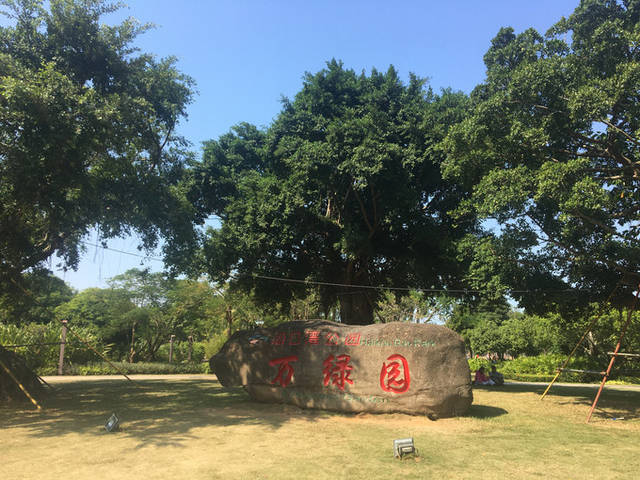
left=393, top=437, right=416, bottom=458
left=104, top=413, right=120, bottom=432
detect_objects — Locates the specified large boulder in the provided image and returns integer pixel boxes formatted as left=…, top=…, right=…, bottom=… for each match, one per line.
left=211, top=321, right=472, bottom=417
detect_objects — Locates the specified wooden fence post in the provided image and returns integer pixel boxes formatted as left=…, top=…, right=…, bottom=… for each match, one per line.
left=169, top=334, right=175, bottom=363
left=58, top=320, right=68, bottom=375
left=226, top=305, right=233, bottom=338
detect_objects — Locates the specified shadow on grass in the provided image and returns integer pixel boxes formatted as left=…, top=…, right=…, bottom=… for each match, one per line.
left=0, top=378, right=341, bottom=448
left=493, top=382, right=640, bottom=421
left=464, top=404, right=508, bottom=418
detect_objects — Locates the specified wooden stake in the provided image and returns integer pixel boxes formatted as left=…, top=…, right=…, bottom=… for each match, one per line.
left=586, top=285, right=640, bottom=423
left=541, top=281, right=623, bottom=400
left=64, top=323, right=136, bottom=384
left=0, top=358, right=42, bottom=411
left=169, top=335, right=176, bottom=363
left=58, top=320, right=68, bottom=375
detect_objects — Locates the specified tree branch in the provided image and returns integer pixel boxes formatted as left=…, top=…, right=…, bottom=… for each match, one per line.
left=352, top=187, right=375, bottom=236
left=571, top=210, right=640, bottom=245
left=601, top=118, right=640, bottom=148
left=369, top=183, right=379, bottom=231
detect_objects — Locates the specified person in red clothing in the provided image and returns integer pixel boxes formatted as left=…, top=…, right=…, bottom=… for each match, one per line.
left=474, top=366, right=495, bottom=385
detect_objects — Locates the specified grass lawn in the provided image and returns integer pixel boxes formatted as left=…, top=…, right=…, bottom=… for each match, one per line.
left=1, top=375, right=639, bottom=480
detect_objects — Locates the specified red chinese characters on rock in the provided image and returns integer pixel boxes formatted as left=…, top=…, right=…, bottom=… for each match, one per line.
left=306, top=330, right=320, bottom=345
left=323, top=354, right=354, bottom=391
left=344, top=333, right=361, bottom=346
left=289, top=331, right=302, bottom=345
left=271, top=332, right=286, bottom=346
left=380, top=354, right=410, bottom=394
left=269, top=355, right=298, bottom=387
left=325, top=332, right=340, bottom=345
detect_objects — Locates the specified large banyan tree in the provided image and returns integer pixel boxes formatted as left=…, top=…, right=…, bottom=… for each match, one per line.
left=442, top=0, right=640, bottom=313
left=189, top=61, right=474, bottom=324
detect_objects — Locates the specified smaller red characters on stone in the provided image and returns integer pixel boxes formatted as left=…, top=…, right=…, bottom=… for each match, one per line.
left=344, top=333, right=361, bottom=346
left=325, top=332, right=340, bottom=345
left=271, top=332, right=286, bottom=346
left=289, top=331, right=302, bottom=345
left=323, top=354, right=354, bottom=391
left=269, top=355, right=298, bottom=387
left=380, top=354, right=411, bottom=394
left=306, top=330, right=320, bottom=344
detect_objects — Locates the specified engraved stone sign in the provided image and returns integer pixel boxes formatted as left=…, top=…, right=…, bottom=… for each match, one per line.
left=211, top=320, right=472, bottom=417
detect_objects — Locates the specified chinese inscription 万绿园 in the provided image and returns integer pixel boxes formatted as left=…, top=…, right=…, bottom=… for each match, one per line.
left=269, top=355, right=298, bottom=387
left=322, top=354, right=354, bottom=391
left=380, top=354, right=410, bottom=394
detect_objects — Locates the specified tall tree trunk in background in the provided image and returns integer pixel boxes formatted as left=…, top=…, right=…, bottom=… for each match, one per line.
left=339, top=291, right=374, bottom=325
left=128, top=321, right=137, bottom=363
left=226, top=305, right=233, bottom=338
left=338, top=261, right=376, bottom=325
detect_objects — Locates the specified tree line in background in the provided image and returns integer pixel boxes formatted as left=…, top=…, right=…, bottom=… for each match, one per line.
left=3, top=267, right=640, bottom=376
left=1, top=268, right=252, bottom=369
left=2, top=0, right=640, bottom=372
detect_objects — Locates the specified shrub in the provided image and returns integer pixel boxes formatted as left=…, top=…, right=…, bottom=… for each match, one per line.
left=156, top=341, right=207, bottom=363
left=478, top=354, right=640, bottom=384
left=204, top=333, right=228, bottom=359
left=468, top=357, right=492, bottom=373
left=500, top=373, right=557, bottom=382
left=497, top=354, right=603, bottom=382
left=58, top=361, right=210, bottom=376
left=0, top=322, right=106, bottom=373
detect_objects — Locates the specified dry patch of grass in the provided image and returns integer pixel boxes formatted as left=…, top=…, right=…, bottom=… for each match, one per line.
left=1, top=376, right=639, bottom=480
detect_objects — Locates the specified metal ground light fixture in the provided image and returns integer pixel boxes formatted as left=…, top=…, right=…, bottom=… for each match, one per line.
left=393, top=438, right=416, bottom=458
left=104, top=413, right=120, bottom=432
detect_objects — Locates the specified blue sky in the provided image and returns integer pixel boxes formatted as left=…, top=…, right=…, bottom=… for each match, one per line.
left=50, top=0, right=581, bottom=290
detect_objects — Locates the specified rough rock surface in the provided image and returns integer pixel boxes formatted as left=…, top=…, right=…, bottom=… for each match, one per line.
left=211, top=321, right=472, bottom=417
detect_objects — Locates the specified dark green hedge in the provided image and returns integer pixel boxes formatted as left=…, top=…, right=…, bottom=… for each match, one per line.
left=41, top=361, right=210, bottom=376
left=469, top=354, right=640, bottom=384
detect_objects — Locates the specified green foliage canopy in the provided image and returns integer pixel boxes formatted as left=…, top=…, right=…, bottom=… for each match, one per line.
left=190, top=61, right=474, bottom=324
left=53, top=269, right=229, bottom=361
left=54, top=286, right=134, bottom=356
left=0, top=0, right=196, bottom=291
left=0, top=268, right=74, bottom=324
left=442, top=0, right=640, bottom=312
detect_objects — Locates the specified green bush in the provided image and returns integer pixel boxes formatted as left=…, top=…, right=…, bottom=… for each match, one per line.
left=468, top=357, right=492, bottom=373
left=498, top=354, right=603, bottom=382
left=156, top=341, right=207, bottom=363
left=1, top=322, right=106, bottom=373
left=54, top=361, right=210, bottom=376
left=470, top=354, right=640, bottom=384
left=204, top=333, right=228, bottom=359
left=501, top=373, right=557, bottom=382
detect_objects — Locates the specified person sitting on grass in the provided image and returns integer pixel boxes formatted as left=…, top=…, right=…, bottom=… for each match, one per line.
left=489, top=365, right=504, bottom=386
left=474, top=366, right=495, bottom=385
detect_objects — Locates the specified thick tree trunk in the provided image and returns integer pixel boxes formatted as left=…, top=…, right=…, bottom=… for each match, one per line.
left=338, top=259, right=376, bottom=325
left=339, top=291, right=374, bottom=325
